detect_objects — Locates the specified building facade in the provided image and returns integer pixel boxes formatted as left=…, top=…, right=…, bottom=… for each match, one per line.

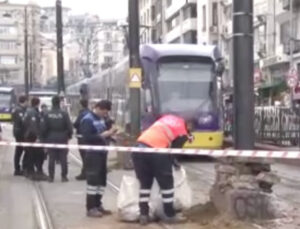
left=0, top=2, right=41, bottom=91
left=97, top=20, right=125, bottom=70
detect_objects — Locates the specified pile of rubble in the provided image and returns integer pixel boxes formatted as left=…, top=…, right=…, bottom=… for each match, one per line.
left=210, top=157, right=287, bottom=221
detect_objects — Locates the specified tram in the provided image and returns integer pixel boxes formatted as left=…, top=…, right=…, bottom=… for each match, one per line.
left=67, top=44, right=224, bottom=149
left=0, top=87, right=16, bottom=122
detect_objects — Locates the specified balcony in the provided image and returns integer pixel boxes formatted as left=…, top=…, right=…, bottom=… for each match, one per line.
left=165, top=18, right=197, bottom=43
left=165, top=0, right=197, bottom=20
left=283, top=0, right=300, bottom=10
left=283, top=41, right=300, bottom=54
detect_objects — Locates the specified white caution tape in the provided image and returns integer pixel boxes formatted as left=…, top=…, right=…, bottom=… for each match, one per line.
left=0, top=141, right=299, bottom=159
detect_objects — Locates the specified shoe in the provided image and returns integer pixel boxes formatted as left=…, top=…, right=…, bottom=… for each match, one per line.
left=98, top=206, right=112, bottom=215
left=75, top=174, right=86, bottom=181
left=14, top=170, right=24, bottom=176
left=163, top=214, right=187, bottom=224
left=48, top=177, right=54, bottom=183
left=35, top=172, right=48, bottom=181
left=62, top=177, right=69, bottom=182
left=139, top=215, right=150, bottom=226
left=87, top=208, right=103, bottom=218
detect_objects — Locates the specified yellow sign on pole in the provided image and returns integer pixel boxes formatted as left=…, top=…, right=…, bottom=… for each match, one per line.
left=129, top=68, right=142, bottom=88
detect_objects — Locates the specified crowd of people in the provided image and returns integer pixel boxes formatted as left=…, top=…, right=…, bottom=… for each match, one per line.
left=11, top=94, right=194, bottom=225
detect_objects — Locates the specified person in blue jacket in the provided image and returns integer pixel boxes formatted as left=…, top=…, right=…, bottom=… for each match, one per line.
left=80, top=100, right=117, bottom=218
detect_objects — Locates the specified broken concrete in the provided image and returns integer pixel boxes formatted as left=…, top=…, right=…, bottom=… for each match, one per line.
left=210, top=159, right=286, bottom=221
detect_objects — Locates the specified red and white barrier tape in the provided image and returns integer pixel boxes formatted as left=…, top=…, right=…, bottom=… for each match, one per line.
left=0, top=141, right=300, bottom=159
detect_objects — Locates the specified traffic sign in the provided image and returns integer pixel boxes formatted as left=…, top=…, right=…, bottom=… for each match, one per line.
left=129, top=68, right=142, bottom=88
left=287, top=77, right=298, bottom=88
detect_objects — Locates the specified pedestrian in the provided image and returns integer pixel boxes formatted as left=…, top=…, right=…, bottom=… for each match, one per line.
left=12, top=95, right=28, bottom=176
left=80, top=100, right=117, bottom=217
left=132, top=114, right=193, bottom=225
left=74, top=99, right=90, bottom=180
left=41, top=96, right=73, bottom=183
left=23, top=97, right=47, bottom=181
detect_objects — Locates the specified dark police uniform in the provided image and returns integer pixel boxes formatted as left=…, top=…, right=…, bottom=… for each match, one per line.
left=41, top=107, right=73, bottom=181
left=12, top=104, right=27, bottom=174
left=80, top=112, right=108, bottom=211
left=23, top=106, right=43, bottom=177
left=74, top=108, right=90, bottom=177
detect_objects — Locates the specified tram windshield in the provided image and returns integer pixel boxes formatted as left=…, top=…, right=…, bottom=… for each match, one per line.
left=158, top=61, right=215, bottom=113
left=0, top=93, right=11, bottom=107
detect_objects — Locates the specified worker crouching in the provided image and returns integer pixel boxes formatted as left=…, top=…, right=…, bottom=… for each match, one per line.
left=132, top=114, right=193, bottom=225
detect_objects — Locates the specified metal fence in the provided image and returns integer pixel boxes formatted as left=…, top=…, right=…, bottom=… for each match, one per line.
left=224, top=106, right=300, bottom=146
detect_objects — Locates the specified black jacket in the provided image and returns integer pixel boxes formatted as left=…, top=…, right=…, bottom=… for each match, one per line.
left=73, top=108, right=90, bottom=135
left=23, top=107, right=41, bottom=142
left=80, top=112, right=107, bottom=146
left=41, top=107, right=73, bottom=144
left=12, top=104, right=27, bottom=139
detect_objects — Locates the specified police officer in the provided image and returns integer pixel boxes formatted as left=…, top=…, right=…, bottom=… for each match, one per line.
left=74, top=99, right=90, bottom=180
left=12, top=95, right=28, bottom=176
left=80, top=100, right=117, bottom=217
left=23, top=97, right=47, bottom=181
left=41, top=96, right=73, bottom=183
left=132, top=114, right=193, bottom=225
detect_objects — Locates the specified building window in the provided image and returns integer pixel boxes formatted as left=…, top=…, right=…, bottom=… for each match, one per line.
left=183, top=31, right=197, bottom=44
left=0, top=55, right=17, bottom=65
left=151, top=5, right=156, bottom=21
left=280, top=22, right=290, bottom=45
left=0, top=25, right=17, bottom=35
left=0, top=41, right=17, bottom=50
left=104, top=43, right=112, bottom=51
left=167, top=14, right=180, bottom=32
left=105, top=32, right=112, bottom=41
left=212, top=2, right=218, bottom=26
left=202, top=5, right=206, bottom=32
left=104, top=56, right=113, bottom=64
left=183, top=4, right=197, bottom=20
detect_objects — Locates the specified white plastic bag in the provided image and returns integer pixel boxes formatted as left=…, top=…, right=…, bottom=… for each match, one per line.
left=117, top=167, right=192, bottom=221
left=117, top=175, right=140, bottom=222
left=173, top=167, right=193, bottom=210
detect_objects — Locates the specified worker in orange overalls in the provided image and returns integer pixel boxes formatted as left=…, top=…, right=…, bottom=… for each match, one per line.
left=132, top=114, right=193, bottom=225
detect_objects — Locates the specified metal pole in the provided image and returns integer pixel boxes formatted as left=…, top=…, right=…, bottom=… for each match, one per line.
left=233, top=0, right=255, bottom=149
left=289, top=0, right=294, bottom=68
left=24, top=7, right=29, bottom=96
left=128, top=0, right=141, bottom=137
left=56, top=0, right=65, bottom=95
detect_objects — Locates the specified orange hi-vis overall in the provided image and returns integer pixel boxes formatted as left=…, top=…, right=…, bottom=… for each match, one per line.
left=137, top=114, right=188, bottom=148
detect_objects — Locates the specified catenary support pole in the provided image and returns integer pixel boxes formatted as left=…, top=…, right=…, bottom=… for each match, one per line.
left=232, top=0, right=255, bottom=149
left=56, top=0, right=65, bottom=95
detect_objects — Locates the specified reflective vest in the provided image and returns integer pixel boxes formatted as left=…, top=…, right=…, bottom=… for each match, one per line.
left=137, top=115, right=188, bottom=148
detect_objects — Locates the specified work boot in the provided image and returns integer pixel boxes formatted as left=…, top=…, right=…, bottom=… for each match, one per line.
left=139, top=215, right=150, bottom=226
left=62, top=177, right=69, bottom=182
left=75, top=174, right=86, bottom=181
left=98, top=206, right=112, bottom=215
left=163, top=214, right=187, bottom=224
left=14, top=170, right=24, bottom=176
left=87, top=208, right=103, bottom=218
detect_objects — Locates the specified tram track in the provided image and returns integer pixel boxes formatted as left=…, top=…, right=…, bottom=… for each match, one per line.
left=32, top=182, right=55, bottom=229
